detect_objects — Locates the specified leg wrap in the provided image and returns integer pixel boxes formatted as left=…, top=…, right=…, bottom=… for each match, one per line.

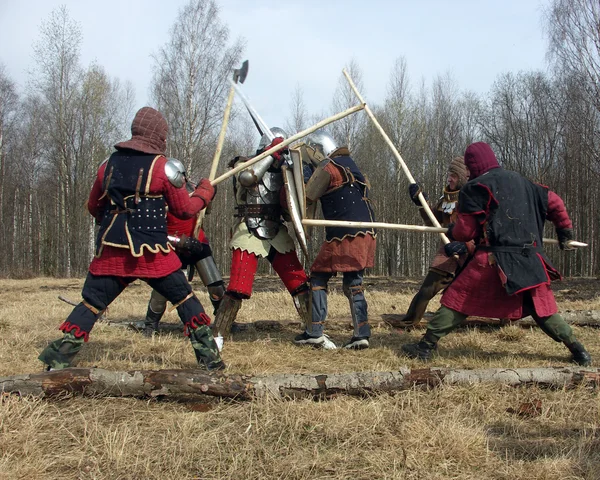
left=534, top=313, right=575, bottom=343
left=188, top=323, right=224, bottom=370
left=38, top=332, right=86, bottom=370
left=403, top=270, right=453, bottom=326
left=422, top=306, right=466, bottom=346
left=309, top=272, right=332, bottom=337
left=271, top=250, right=309, bottom=294
left=227, top=249, right=258, bottom=298
left=343, top=271, right=370, bottom=338
left=292, top=283, right=312, bottom=334
left=212, top=294, right=243, bottom=337
left=523, top=293, right=575, bottom=344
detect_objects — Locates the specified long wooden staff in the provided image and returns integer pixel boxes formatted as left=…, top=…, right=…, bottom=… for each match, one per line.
left=303, top=219, right=588, bottom=248
left=210, top=103, right=365, bottom=187
left=342, top=69, right=450, bottom=245
left=194, top=61, right=248, bottom=238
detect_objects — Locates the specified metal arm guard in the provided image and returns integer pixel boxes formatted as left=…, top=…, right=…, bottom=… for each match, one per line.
left=238, top=155, right=275, bottom=187
left=195, top=256, right=223, bottom=287
left=165, top=159, right=186, bottom=188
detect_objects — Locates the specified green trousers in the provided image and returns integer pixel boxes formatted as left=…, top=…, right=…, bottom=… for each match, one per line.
left=423, top=298, right=576, bottom=347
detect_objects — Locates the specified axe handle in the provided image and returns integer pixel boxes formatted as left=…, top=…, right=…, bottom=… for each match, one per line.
left=342, top=69, right=450, bottom=246
left=211, top=103, right=366, bottom=187
left=194, top=85, right=236, bottom=237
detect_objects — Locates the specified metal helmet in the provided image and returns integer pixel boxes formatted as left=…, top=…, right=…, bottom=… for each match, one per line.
left=257, top=127, right=288, bottom=151
left=305, top=130, right=338, bottom=164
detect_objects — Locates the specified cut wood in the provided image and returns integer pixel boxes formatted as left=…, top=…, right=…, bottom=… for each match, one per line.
left=2, top=366, right=599, bottom=401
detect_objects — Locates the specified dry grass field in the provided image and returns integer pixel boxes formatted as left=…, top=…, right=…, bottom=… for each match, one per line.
left=1, top=276, right=600, bottom=479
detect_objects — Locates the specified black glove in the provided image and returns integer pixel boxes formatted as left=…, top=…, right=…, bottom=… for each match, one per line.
left=177, top=234, right=205, bottom=259
left=444, top=241, right=468, bottom=257
left=556, top=227, right=574, bottom=251
left=408, top=183, right=428, bottom=206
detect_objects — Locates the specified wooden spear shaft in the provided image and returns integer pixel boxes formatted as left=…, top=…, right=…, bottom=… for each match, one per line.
left=194, top=84, right=236, bottom=236
left=210, top=103, right=366, bottom=186
left=302, top=219, right=447, bottom=233
left=342, top=69, right=450, bottom=245
left=302, top=219, right=588, bottom=248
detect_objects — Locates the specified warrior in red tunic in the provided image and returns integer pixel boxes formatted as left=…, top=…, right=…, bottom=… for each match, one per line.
left=402, top=142, right=592, bottom=365
left=293, top=131, right=376, bottom=350
left=138, top=173, right=225, bottom=337
left=38, top=107, right=225, bottom=371
left=212, top=128, right=310, bottom=337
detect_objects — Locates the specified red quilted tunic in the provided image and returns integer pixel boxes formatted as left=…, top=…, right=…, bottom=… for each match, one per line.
left=87, top=157, right=209, bottom=278
left=167, top=213, right=208, bottom=244
left=441, top=190, right=572, bottom=318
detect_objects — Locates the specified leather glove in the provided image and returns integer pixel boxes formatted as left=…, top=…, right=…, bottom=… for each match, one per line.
left=177, top=234, right=205, bottom=258
left=408, top=183, right=428, bottom=206
left=266, top=137, right=289, bottom=167
left=192, top=178, right=216, bottom=205
left=556, top=227, right=575, bottom=251
left=444, top=241, right=468, bottom=257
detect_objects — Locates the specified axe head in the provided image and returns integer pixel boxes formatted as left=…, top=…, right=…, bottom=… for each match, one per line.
left=233, top=60, right=249, bottom=84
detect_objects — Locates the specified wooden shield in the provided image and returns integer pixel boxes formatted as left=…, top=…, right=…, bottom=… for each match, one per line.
left=282, top=164, right=309, bottom=258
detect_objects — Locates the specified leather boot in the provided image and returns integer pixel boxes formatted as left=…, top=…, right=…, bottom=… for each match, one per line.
left=565, top=340, right=592, bottom=366
left=401, top=337, right=437, bottom=361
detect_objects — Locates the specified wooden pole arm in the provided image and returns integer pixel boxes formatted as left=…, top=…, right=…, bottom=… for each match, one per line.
left=302, top=219, right=588, bottom=248
left=342, top=69, right=450, bottom=245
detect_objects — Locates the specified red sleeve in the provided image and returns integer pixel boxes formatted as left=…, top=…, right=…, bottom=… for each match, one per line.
left=546, top=190, right=572, bottom=229
left=151, top=157, right=207, bottom=219
left=325, top=162, right=345, bottom=189
left=452, top=213, right=481, bottom=242
left=87, top=162, right=108, bottom=220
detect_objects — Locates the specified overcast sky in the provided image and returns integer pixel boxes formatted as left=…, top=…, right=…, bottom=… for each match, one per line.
left=0, top=0, right=550, bottom=129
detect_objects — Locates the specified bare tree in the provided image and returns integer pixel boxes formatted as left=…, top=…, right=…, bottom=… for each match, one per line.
left=545, top=0, right=600, bottom=117
left=330, top=59, right=366, bottom=149
left=150, top=0, right=244, bottom=179
left=285, top=83, right=308, bottom=135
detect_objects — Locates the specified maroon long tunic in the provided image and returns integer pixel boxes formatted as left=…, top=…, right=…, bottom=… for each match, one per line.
left=440, top=190, right=572, bottom=318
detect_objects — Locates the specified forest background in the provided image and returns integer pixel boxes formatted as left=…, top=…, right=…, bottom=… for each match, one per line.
left=0, top=0, right=598, bottom=279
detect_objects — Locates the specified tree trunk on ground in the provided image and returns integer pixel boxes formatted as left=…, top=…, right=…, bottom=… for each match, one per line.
left=1, top=367, right=599, bottom=401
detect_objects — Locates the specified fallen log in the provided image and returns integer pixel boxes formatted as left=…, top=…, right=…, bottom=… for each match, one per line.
left=1, top=367, right=599, bottom=401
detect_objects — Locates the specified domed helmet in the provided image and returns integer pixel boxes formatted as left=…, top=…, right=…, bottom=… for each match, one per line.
left=304, top=129, right=338, bottom=165
left=257, top=127, right=288, bottom=151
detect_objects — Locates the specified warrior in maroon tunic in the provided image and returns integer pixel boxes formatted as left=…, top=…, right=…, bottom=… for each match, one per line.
left=38, top=107, right=225, bottom=371
left=402, top=142, right=591, bottom=365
